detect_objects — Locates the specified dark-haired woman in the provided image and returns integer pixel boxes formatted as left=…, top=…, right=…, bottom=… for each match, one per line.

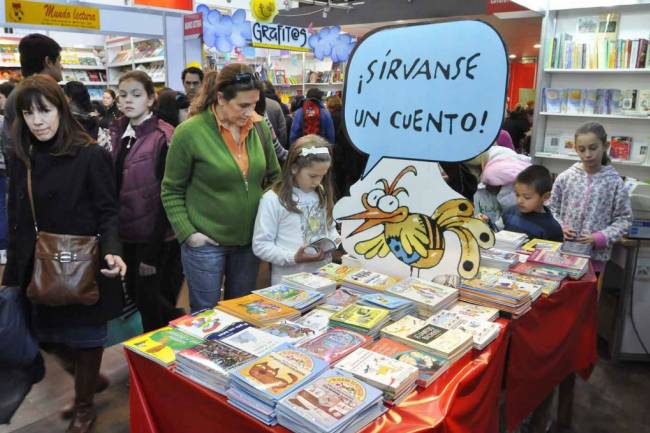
left=100, top=88, right=121, bottom=129
left=63, top=81, right=100, bottom=140
left=110, top=70, right=176, bottom=332
left=4, top=74, right=126, bottom=433
left=161, top=64, right=281, bottom=312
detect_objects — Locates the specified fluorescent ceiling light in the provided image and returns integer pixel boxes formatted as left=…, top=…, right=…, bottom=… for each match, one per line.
left=534, top=43, right=541, bottom=48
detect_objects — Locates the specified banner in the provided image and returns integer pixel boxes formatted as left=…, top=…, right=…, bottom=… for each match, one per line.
left=5, top=0, right=100, bottom=30
left=251, top=22, right=310, bottom=52
left=134, top=0, right=192, bottom=11
left=184, top=12, right=202, bottom=39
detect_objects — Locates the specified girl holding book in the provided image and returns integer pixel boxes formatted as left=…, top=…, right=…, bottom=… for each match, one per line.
left=253, top=134, right=340, bottom=284
left=550, top=122, right=631, bottom=273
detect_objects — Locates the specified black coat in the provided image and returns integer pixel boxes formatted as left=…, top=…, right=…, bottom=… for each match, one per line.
left=2, top=142, right=124, bottom=326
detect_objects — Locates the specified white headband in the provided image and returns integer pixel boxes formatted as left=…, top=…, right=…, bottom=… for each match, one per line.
left=300, top=147, right=330, bottom=157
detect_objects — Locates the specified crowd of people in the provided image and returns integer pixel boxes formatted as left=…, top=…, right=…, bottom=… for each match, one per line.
left=0, top=31, right=631, bottom=433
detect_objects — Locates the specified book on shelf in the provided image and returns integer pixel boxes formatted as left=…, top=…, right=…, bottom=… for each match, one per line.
left=620, top=90, right=638, bottom=111
left=299, top=327, right=370, bottom=364
left=610, top=136, right=633, bottom=160
left=123, top=327, right=202, bottom=367
left=277, top=369, right=386, bottom=433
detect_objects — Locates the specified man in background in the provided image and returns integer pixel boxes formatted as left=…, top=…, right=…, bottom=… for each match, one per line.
left=181, top=66, right=204, bottom=102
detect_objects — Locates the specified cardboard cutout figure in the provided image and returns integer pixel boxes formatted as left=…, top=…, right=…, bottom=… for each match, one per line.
left=335, top=159, right=494, bottom=280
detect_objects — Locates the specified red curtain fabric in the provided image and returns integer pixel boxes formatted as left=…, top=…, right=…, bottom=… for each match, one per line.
left=504, top=269, right=598, bottom=432
left=126, top=319, right=509, bottom=433
left=507, top=62, right=537, bottom=110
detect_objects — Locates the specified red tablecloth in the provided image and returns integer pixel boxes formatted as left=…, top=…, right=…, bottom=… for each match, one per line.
left=127, top=318, right=509, bottom=433
left=504, top=270, right=598, bottom=432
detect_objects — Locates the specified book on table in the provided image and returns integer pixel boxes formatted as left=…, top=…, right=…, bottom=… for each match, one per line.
left=295, top=309, right=334, bottom=334
left=334, top=347, right=419, bottom=405
left=318, top=262, right=359, bottom=282
left=299, top=327, right=371, bottom=365
left=253, top=284, right=324, bottom=312
left=357, top=292, right=416, bottom=321
left=367, top=337, right=450, bottom=388
left=520, top=238, right=562, bottom=253
left=263, top=320, right=323, bottom=346
left=276, top=369, right=386, bottom=433
left=427, top=310, right=502, bottom=350
left=385, top=277, right=458, bottom=318
left=123, top=326, right=203, bottom=367
left=217, top=293, right=300, bottom=327
left=446, top=301, right=499, bottom=322
left=168, top=308, right=246, bottom=340
left=341, top=268, right=401, bottom=293
left=282, top=272, right=337, bottom=295
left=318, top=288, right=361, bottom=313
left=462, top=267, right=544, bottom=301
left=219, top=326, right=286, bottom=357
left=329, top=303, right=391, bottom=338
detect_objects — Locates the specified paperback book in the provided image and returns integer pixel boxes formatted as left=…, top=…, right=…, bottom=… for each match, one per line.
left=220, top=326, right=285, bottom=357
left=123, top=327, right=202, bottom=367
left=329, top=304, right=391, bottom=337
left=169, top=308, right=245, bottom=340
left=217, top=294, right=300, bottom=327
left=282, top=272, right=337, bottom=295
left=385, top=277, right=458, bottom=318
left=299, top=327, right=370, bottom=364
left=342, top=269, right=400, bottom=293
left=253, top=284, right=324, bottom=312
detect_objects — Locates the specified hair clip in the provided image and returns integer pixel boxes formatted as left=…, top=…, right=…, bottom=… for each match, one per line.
left=300, top=147, right=330, bottom=157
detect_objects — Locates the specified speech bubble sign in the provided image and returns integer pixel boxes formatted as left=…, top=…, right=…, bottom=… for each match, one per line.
left=343, top=20, right=508, bottom=175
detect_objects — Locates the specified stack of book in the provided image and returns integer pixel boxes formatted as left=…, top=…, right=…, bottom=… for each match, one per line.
left=462, top=267, right=544, bottom=302
left=380, top=316, right=473, bottom=362
left=295, top=309, right=334, bottom=334
left=299, top=327, right=370, bottom=364
left=169, top=308, right=246, bottom=340
left=318, top=263, right=359, bottom=282
left=217, top=294, right=300, bottom=327
left=526, top=250, right=590, bottom=279
left=520, top=238, right=562, bottom=253
left=282, top=272, right=337, bottom=295
left=357, top=293, right=416, bottom=321
left=123, top=327, right=202, bottom=368
left=263, top=320, right=323, bottom=346
left=427, top=311, right=501, bottom=350
left=509, top=261, right=569, bottom=282
left=458, top=279, right=532, bottom=318
left=341, top=254, right=364, bottom=268
left=385, top=277, right=458, bottom=318
left=228, top=344, right=329, bottom=425
left=329, top=304, right=391, bottom=338
left=480, top=248, right=521, bottom=270
left=447, top=301, right=499, bottom=322
left=317, top=288, right=360, bottom=313
left=494, top=230, right=528, bottom=251
left=253, top=284, right=324, bottom=313
left=368, top=338, right=450, bottom=388
left=277, top=369, right=386, bottom=433
left=334, top=348, right=419, bottom=405
left=342, top=269, right=400, bottom=294
left=220, top=326, right=286, bottom=357
left=175, top=340, right=255, bottom=395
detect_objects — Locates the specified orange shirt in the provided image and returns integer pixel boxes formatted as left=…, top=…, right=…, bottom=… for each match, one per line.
left=211, top=104, right=262, bottom=177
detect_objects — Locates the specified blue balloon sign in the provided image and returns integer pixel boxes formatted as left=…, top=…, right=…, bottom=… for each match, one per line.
left=343, top=21, right=508, bottom=175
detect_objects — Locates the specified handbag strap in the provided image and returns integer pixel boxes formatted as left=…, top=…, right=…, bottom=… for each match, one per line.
left=26, top=164, right=38, bottom=233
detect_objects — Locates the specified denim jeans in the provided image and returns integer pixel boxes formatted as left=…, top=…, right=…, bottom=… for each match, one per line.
left=180, top=242, right=260, bottom=312
left=0, top=173, right=7, bottom=250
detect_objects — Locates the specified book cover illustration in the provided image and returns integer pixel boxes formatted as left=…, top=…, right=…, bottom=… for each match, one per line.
left=318, top=263, right=358, bottom=281
left=386, top=278, right=456, bottom=306
left=528, top=250, right=589, bottom=270
left=408, top=324, right=446, bottom=345
left=510, top=262, right=568, bottom=281
left=320, top=289, right=360, bottom=312
left=344, top=269, right=396, bottom=290
left=221, top=327, right=284, bottom=357
left=330, top=304, right=390, bottom=330
left=429, top=329, right=472, bottom=355
left=284, top=272, right=336, bottom=290
left=369, top=338, right=448, bottom=383
left=428, top=310, right=465, bottom=329
left=263, top=321, right=318, bottom=345
left=610, top=136, right=633, bottom=160
left=296, top=309, right=333, bottom=333
left=219, top=294, right=298, bottom=321
left=253, top=284, right=320, bottom=308
left=335, top=348, right=418, bottom=389
left=521, top=238, right=562, bottom=252
left=360, top=293, right=411, bottom=310
left=123, top=327, right=202, bottom=366
left=382, top=315, right=426, bottom=338
left=238, top=348, right=321, bottom=396
left=300, top=328, right=370, bottom=364
left=169, top=308, right=243, bottom=339
left=447, top=302, right=498, bottom=322
left=178, top=340, right=255, bottom=372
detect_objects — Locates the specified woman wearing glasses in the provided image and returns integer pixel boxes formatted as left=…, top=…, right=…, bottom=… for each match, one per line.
left=161, top=64, right=281, bottom=312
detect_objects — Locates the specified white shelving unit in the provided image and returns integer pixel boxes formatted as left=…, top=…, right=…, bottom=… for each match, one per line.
left=532, top=5, right=650, bottom=181
left=106, top=37, right=166, bottom=88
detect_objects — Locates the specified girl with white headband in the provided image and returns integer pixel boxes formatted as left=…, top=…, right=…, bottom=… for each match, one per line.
left=253, top=134, right=341, bottom=283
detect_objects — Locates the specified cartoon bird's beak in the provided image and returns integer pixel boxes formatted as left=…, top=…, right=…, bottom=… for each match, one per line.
left=342, top=207, right=395, bottom=237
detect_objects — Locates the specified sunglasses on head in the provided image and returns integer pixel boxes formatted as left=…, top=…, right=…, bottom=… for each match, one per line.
left=220, top=72, right=259, bottom=88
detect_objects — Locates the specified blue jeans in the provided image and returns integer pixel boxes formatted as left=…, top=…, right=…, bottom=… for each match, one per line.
left=180, top=243, right=260, bottom=312
left=0, top=173, right=7, bottom=250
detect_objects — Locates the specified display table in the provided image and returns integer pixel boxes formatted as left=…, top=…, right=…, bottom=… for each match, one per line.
left=126, top=318, right=510, bottom=433
left=504, top=269, right=599, bottom=432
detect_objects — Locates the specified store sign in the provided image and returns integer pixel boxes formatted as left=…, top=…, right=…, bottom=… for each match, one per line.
left=5, top=0, right=100, bottom=30
left=251, top=22, right=310, bottom=52
left=134, top=0, right=192, bottom=12
left=184, top=12, right=202, bottom=39
left=486, top=0, right=527, bottom=14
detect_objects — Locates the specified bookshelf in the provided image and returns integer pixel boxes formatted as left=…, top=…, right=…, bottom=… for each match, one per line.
left=106, top=37, right=166, bottom=88
left=532, top=4, right=650, bottom=181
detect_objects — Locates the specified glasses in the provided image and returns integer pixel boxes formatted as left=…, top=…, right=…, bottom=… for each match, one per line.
left=220, top=72, right=259, bottom=89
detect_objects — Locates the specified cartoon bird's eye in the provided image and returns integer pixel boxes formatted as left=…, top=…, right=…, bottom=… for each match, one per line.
left=367, top=189, right=385, bottom=207
left=378, top=195, right=399, bottom=213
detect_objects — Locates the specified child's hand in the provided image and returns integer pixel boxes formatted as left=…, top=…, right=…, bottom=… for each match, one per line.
left=294, top=246, right=325, bottom=263
left=576, top=233, right=595, bottom=245
left=562, top=227, right=577, bottom=240
left=478, top=213, right=490, bottom=223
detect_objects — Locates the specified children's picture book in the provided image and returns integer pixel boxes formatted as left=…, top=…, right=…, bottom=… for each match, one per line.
left=176, top=339, right=255, bottom=374
left=220, top=327, right=285, bottom=357
left=386, top=277, right=458, bottom=313
left=342, top=269, right=399, bottom=292
left=638, top=89, right=650, bottom=113
left=299, top=327, right=370, bottom=364
left=263, top=320, right=320, bottom=346
left=528, top=249, right=589, bottom=272
left=359, top=293, right=412, bottom=310
left=334, top=348, right=418, bottom=394
left=217, top=294, right=300, bottom=326
left=330, top=304, right=390, bottom=331
left=318, top=288, right=360, bottom=313
left=295, top=309, right=333, bottom=333
left=610, top=136, right=633, bottom=160
left=123, top=327, right=202, bottom=367
left=253, top=284, right=323, bottom=310
left=520, top=238, right=562, bottom=253
left=318, top=263, right=358, bottom=281
left=566, top=88, right=583, bottom=113
left=282, top=272, right=337, bottom=294
left=169, top=308, right=244, bottom=340
left=509, top=262, right=569, bottom=281
left=544, top=88, right=563, bottom=113
left=447, top=301, right=499, bottom=322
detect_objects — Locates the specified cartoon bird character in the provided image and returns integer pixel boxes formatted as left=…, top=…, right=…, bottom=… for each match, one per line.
left=341, top=165, right=494, bottom=278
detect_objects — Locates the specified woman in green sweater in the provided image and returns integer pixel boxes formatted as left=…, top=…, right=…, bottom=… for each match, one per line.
left=161, top=64, right=280, bottom=311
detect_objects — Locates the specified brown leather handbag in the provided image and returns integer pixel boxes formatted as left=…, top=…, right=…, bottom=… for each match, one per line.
left=25, top=166, right=100, bottom=306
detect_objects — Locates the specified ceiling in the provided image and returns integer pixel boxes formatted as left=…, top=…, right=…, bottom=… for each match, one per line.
left=340, top=14, right=543, bottom=60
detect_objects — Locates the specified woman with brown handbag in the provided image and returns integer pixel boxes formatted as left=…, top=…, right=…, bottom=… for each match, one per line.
left=3, top=74, right=126, bottom=433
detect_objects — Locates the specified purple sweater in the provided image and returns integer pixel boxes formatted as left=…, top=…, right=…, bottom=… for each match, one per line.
left=550, top=163, right=631, bottom=262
